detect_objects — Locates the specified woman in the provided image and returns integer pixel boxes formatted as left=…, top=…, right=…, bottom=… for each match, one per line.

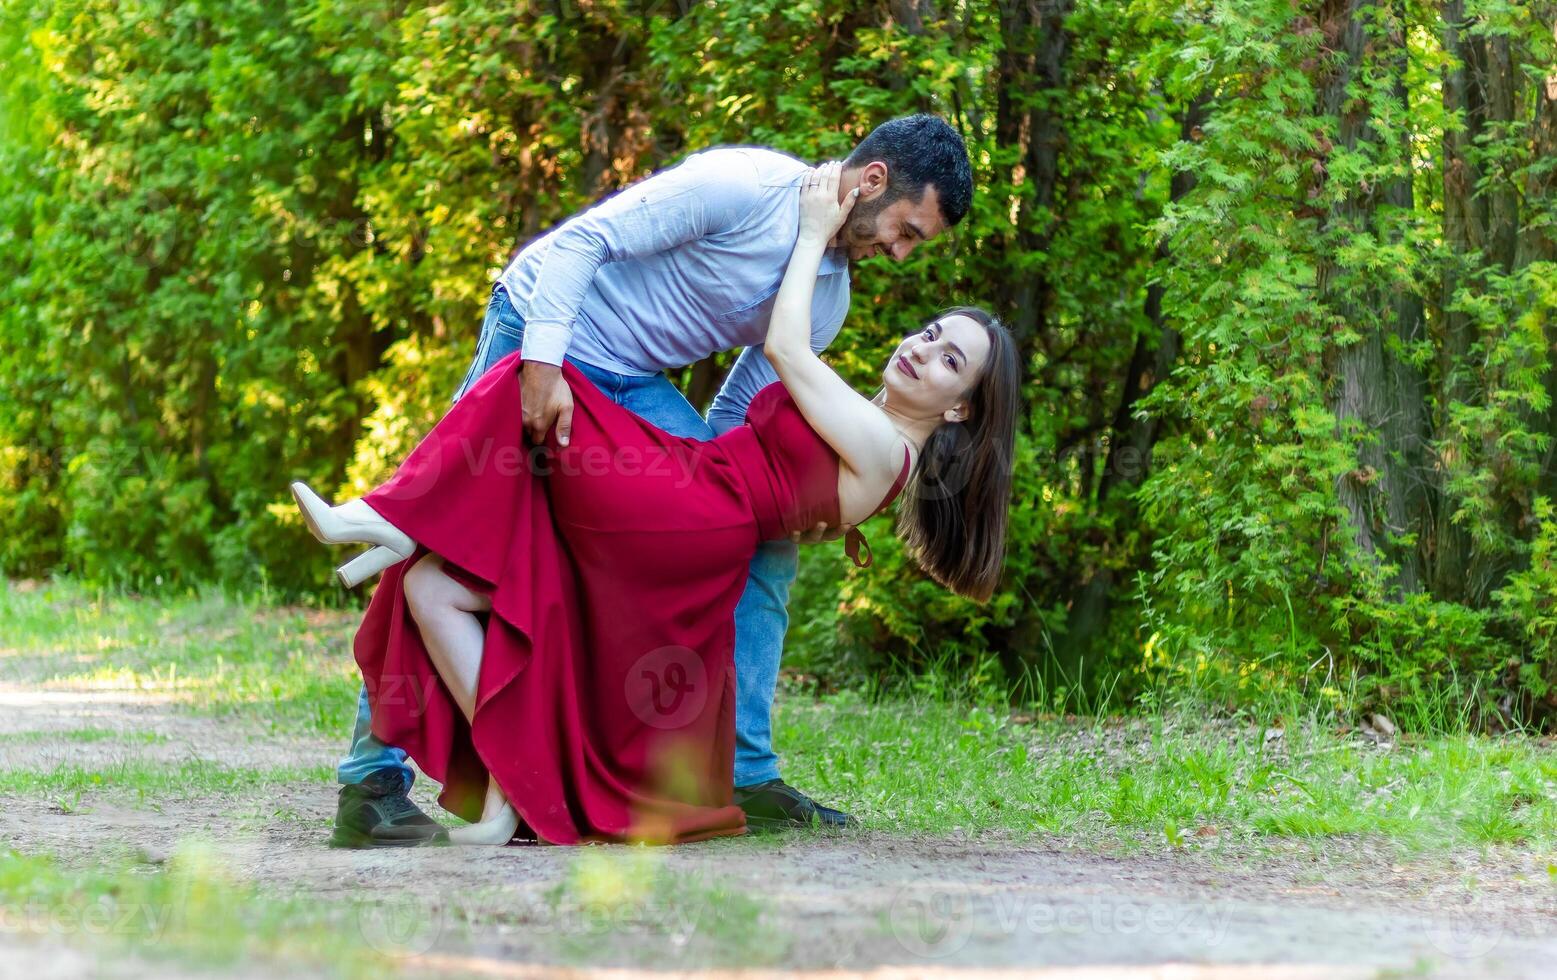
left=291, top=163, right=1020, bottom=845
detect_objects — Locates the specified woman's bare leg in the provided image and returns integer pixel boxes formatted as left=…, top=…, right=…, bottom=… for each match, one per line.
left=403, top=554, right=491, bottom=722
left=403, top=554, right=517, bottom=843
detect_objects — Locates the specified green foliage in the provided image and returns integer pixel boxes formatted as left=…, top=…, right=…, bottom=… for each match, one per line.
left=2, top=0, right=1556, bottom=730
left=1126, top=0, right=1557, bottom=730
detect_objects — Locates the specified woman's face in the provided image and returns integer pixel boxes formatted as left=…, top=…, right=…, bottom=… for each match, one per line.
left=880, top=313, right=992, bottom=421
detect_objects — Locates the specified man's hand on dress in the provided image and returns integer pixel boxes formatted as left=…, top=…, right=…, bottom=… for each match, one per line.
left=521, top=361, right=574, bottom=447
left=791, top=521, right=852, bottom=545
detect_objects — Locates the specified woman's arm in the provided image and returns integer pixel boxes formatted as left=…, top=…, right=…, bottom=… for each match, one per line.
left=765, top=163, right=904, bottom=480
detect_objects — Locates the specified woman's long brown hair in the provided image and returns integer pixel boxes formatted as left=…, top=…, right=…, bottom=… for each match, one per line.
left=896, top=307, right=1020, bottom=601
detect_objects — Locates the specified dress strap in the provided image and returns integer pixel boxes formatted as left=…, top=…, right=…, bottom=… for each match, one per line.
left=842, top=446, right=912, bottom=569
left=844, top=528, right=874, bottom=568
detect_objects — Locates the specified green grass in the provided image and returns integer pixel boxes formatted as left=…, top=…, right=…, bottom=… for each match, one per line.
left=537, top=848, right=788, bottom=967
left=777, top=692, right=1557, bottom=854
left=3, top=576, right=1556, bottom=973
left=0, top=844, right=444, bottom=976
left=0, top=578, right=361, bottom=736
left=0, top=838, right=792, bottom=975
left=4, top=576, right=1556, bottom=858
left=0, top=759, right=333, bottom=798
left=6, top=728, right=170, bottom=744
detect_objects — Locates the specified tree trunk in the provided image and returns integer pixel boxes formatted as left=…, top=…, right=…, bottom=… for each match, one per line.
left=990, top=0, right=1073, bottom=685
left=1317, top=0, right=1432, bottom=594
left=1381, top=100, right=1433, bottom=596
left=1060, top=96, right=1208, bottom=656
left=993, top=0, right=1071, bottom=356
left=1526, top=19, right=1557, bottom=500
left=1433, top=0, right=1520, bottom=602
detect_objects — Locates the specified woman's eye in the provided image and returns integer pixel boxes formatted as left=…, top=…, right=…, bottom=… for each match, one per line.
left=944, top=354, right=958, bottom=370
left=922, top=328, right=934, bottom=339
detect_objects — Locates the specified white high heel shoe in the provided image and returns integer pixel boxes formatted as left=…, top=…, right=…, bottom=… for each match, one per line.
left=290, top=482, right=416, bottom=588
left=447, top=802, right=518, bottom=846
left=333, top=545, right=409, bottom=589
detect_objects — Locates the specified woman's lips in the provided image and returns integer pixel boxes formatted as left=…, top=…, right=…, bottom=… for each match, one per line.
left=896, top=355, right=919, bottom=379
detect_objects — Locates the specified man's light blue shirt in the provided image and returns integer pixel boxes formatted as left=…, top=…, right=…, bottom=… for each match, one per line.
left=497, top=146, right=850, bottom=435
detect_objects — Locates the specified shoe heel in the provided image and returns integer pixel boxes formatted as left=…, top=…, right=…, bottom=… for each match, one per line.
left=337, top=545, right=408, bottom=588
left=448, top=802, right=518, bottom=846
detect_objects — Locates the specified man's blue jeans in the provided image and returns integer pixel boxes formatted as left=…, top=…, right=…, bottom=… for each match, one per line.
left=337, top=284, right=791, bottom=789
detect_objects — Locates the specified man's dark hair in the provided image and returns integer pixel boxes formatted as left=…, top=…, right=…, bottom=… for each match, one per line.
left=844, top=114, right=973, bottom=227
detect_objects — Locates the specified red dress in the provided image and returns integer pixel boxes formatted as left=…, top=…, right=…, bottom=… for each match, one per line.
left=353, top=352, right=907, bottom=845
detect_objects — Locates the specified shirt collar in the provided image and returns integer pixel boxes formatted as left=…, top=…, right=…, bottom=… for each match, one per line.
left=818, top=246, right=849, bottom=276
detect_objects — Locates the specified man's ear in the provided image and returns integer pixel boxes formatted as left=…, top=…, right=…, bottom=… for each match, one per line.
left=857, top=161, right=889, bottom=197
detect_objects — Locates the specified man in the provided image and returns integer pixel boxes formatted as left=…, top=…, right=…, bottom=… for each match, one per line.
left=332, top=114, right=973, bottom=847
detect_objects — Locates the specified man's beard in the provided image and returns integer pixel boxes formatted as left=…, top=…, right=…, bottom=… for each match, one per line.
left=842, top=193, right=889, bottom=249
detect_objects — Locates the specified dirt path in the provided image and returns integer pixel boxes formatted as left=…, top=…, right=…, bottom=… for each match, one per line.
left=3, top=688, right=1555, bottom=978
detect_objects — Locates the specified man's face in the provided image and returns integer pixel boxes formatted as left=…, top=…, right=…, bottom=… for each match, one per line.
left=837, top=172, right=946, bottom=263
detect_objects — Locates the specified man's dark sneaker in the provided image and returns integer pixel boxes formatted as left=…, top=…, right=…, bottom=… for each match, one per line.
left=330, top=770, right=448, bottom=848
left=733, top=778, right=859, bottom=832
